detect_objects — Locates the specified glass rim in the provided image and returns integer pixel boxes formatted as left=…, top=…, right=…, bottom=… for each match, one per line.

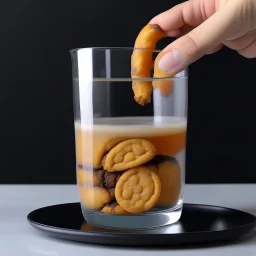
left=69, top=46, right=163, bottom=53
left=70, top=47, right=188, bottom=79
left=89, top=76, right=187, bottom=81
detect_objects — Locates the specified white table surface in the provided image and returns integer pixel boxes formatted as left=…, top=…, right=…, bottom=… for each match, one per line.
left=0, top=184, right=255, bottom=256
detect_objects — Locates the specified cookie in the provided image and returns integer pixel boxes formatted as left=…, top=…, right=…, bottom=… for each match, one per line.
left=75, top=125, right=128, bottom=168
left=108, top=188, right=115, bottom=201
left=77, top=167, right=105, bottom=186
left=79, top=186, right=111, bottom=210
left=77, top=167, right=121, bottom=189
left=147, top=164, right=158, bottom=173
left=156, top=156, right=181, bottom=206
left=104, top=171, right=121, bottom=188
left=115, top=166, right=161, bottom=213
left=144, top=155, right=171, bottom=173
left=101, top=201, right=129, bottom=214
left=103, top=138, right=156, bottom=172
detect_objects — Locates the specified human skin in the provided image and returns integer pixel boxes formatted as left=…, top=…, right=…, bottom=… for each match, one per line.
left=149, top=0, right=256, bottom=75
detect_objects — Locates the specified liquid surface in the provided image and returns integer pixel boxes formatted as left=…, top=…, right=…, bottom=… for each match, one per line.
left=75, top=116, right=187, bottom=135
left=75, top=116, right=186, bottom=168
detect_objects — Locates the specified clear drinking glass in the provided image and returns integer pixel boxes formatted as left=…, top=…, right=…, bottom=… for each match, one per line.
left=70, top=47, right=188, bottom=230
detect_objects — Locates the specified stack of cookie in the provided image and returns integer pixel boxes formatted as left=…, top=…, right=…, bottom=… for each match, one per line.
left=77, top=138, right=181, bottom=214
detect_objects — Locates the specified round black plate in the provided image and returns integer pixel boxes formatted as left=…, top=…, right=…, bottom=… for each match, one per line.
left=27, top=203, right=256, bottom=246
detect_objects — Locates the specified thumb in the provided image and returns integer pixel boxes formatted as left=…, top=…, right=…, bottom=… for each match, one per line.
left=157, top=0, right=241, bottom=75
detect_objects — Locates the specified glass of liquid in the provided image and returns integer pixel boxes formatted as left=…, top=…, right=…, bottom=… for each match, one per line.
left=70, top=47, right=188, bottom=230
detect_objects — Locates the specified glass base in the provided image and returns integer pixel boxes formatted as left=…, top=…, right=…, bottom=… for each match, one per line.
left=81, top=202, right=183, bottom=230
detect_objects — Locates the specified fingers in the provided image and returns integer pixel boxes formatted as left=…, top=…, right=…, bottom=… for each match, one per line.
left=149, top=0, right=216, bottom=33
left=224, top=29, right=256, bottom=50
left=157, top=1, right=241, bottom=75
left=225, top=29, right=256, bottom=58
left=149, top=2, right=190, bottom=31
left=238, top=40, right=256, bottom=58
left=167, top=29, right=182, bottom=37
left=205, top=44, right=224, bottom=55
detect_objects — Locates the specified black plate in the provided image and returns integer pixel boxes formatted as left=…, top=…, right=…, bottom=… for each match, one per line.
left=27, top=203, right=256, bottom=246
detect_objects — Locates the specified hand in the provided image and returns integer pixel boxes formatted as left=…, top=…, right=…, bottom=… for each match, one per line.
left=150, top=0, right=256, bottom=75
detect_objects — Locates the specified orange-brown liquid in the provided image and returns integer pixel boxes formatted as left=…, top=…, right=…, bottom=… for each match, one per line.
left=75, top=116, right=187, bottom=212
left=75, top=116, right=187, bottom=169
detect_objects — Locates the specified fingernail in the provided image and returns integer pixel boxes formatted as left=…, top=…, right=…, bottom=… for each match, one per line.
left=158, top=49, right=181, bottom=74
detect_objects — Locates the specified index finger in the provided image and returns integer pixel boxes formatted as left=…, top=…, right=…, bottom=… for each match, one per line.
left=149, top=0, right=216, bottom=36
